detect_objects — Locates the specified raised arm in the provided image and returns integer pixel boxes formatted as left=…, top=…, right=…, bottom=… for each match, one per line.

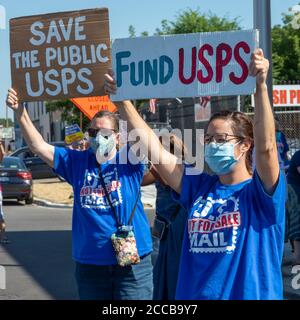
left=104, top=72, right=184, bottom=194
left=6, top=89, right=55, bottom=167
left=249, top=49, right=279, bottom=194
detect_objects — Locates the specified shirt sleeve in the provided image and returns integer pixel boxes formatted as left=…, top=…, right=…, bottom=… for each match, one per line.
left=249, top=170, right=286, bottom=225
left=172, top=164, right=217, bottom=210
left=53, top=147, right=75, bottom=185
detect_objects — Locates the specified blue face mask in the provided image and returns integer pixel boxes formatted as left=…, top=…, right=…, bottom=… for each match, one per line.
left=89, top=133, right=116, bottom=163
left=204, top=142, right=241, bottom=175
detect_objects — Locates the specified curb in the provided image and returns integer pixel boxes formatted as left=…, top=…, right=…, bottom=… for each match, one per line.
left=33, top=197, right=73, bottom=209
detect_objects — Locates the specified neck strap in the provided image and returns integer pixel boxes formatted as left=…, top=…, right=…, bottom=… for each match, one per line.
left=98, top=165, right=141, bottom=227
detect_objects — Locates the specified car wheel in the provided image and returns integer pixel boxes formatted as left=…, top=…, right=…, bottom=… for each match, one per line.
left=25, top=195, right=34, bottom=205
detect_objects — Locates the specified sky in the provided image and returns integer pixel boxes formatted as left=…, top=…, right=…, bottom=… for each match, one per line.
left=0, top=0, right=298, bottom=120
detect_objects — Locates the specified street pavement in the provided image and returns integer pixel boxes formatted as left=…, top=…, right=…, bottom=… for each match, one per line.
left=0, top=201, right=77, bottom=300
left=0, top=200, right=299, bottom=300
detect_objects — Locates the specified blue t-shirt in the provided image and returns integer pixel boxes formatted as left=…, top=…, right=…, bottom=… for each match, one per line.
left=54, top=145, right=152, bottom=265
left=173, top=167, right=286, bottom=300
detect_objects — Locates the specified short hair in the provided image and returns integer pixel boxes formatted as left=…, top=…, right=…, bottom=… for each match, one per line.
left=91, top=111, right=119, bottom=132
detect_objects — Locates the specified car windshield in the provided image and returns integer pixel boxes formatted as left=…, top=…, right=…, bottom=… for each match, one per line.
left=0, top=157, right=26, bottom=170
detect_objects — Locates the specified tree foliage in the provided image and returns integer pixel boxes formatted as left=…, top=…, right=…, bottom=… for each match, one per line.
left=0, top=118, right=14, bottom=127
left=46, top=100, right=90, bottom=131
left=272, top=4, right=300, bottom=82
left=155, top=9, right=240, bottom=35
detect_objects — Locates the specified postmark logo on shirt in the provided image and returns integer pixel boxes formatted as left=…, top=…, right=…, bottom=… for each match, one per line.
left=80, top=167, right=123, bottom=209
left=188, top=195, right=241, bottom=254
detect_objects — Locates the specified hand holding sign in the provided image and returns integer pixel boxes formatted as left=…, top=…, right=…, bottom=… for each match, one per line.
left=104, top=69, right=117, bottom=97
left=248, top=48, right=269, bottom=86
left=6, top=88, right=21, bottom=114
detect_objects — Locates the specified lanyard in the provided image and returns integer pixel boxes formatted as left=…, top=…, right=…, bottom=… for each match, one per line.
left=98, top=165, right=141, bottom=228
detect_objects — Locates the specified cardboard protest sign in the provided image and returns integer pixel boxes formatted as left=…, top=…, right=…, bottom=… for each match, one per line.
left=273, top=85, right=300, bottom=107
left=64, top=124, right=84, bottom=145
left=10, top=8, right=110, bottom=102
left=71, top=95, right=117, bottom=120
left=111, top=30, right=258, bottom=101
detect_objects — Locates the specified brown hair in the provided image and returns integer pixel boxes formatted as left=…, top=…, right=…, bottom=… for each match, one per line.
left=91, top=111, right=119, bottom=132
left=207, top=111, right=254, bottom=174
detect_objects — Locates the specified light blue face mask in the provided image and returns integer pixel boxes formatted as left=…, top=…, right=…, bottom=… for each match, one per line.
left=89, top=133, right=116, bottom=163
left=204, top=142, right=242, bottom=175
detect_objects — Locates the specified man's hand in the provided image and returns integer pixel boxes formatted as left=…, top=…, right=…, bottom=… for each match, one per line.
left=249, top=48, right=269, bottom=86
left=6, top=88, right=23, bottom=115
left=104, top=69, right=117, bottom=96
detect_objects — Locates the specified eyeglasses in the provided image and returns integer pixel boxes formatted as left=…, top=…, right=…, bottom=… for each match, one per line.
left=87, top=127, right=117, bottom=138
left=204, top=133, right=245, bottom=144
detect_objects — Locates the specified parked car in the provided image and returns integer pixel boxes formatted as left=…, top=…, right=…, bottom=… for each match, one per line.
left=10, top=142, right=65, bottom=180
left=0, top=156, right=33, bottom=204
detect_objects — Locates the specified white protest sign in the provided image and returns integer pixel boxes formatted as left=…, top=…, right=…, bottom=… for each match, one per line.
left=111, top=30, right=259, bottom=101
left=273, top=85, right=300, bottom=107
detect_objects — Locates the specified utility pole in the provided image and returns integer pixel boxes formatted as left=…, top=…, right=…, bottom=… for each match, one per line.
left=5, top=104, right=8, bottom=128
left=253, top=0, right=273, bottom=106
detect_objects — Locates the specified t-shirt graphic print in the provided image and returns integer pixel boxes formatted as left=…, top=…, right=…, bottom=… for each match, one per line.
left=80, top=167, right=123, bottom=210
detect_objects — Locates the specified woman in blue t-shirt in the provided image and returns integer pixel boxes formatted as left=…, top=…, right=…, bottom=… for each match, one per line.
left=5, top=93, right=153, bottom=300
left=104, top=48, right=286, bottom=300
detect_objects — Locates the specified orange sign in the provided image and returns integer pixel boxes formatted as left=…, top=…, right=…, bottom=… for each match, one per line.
left=71, top=96, right=117, bottom=120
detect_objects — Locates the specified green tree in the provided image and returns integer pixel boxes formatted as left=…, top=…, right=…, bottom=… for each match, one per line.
left=272, top=4, right=300, bottom=82
left=128, top=25, right=136, bottom=37
left=0, top=118, right=14, bottom=127
left=46, top=100, right=90, bottom=131
left=154, top=8, right=240, bottom=35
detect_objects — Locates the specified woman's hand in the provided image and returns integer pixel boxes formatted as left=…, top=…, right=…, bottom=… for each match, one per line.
left=249, top=48, right=269, bottom=86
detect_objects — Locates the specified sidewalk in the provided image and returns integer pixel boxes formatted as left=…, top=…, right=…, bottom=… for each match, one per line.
left=33, top=178, right=73, bottom=206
